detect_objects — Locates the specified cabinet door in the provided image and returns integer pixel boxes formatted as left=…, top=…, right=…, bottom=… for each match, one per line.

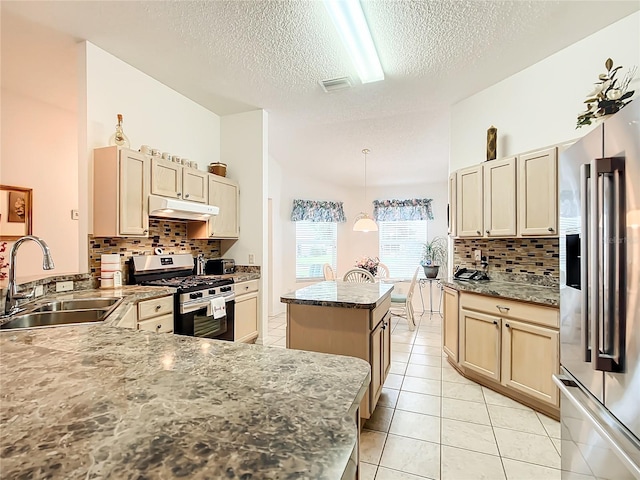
left=151, top=158, right=182, bottom=199
left=459, top=308, right=501, bottom=381
left=484, top=157, right=517, bottom=236
left=182, top=169, right=208, bottom=203
left=370, top=321, right=384, bottom=412
left=382, top=314, right=391, bottom=379
left=119, top=150, right=149, bottom=236
left=518, top=148, right=558, bottom=235
left=502, top=319, right=559, bottom=406
left=442, top=287, right=459, bottom=362
left=456, top=166, right=483, bottom=237
left=208, top=176, right=239, bottom=238
left=235, top=292, right=259, bottom=343
left=448, top=172, right=457, bottom=236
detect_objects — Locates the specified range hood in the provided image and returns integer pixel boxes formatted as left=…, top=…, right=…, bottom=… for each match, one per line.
left=149, top=195, right=219, bottom=221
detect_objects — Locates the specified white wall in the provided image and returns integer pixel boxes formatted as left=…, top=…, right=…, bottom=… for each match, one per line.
left=220, top=110, right=269, bottom=341
left=451, top=12, right=640, bottom=171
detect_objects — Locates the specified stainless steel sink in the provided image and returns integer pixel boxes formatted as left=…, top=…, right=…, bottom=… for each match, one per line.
left=31, top=298, right=121, bottom=312
left=0, top=297, right=122, bottom=330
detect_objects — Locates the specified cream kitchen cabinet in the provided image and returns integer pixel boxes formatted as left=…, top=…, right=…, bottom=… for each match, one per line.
left=93, top=146, right=150, bottom=237
left=370, top=312, right=392, bottom=407
left=188, top=174, right=239, bottom=239
left=484, top=157, right=517, bottom=237
left=234, top=279, right=259, bottom=343
left=448, top=172, right=457, bottom=236
left=456, top=165, right=483, bottom=237
left=442, top=286, right=459, bottom=362
left=151, top=158, right=208, bottom=203
left=518, top=147, right=558, bottom=236
left=459, top=307, right=501, bottom=381
left=115, top=295, right=174, bottom=333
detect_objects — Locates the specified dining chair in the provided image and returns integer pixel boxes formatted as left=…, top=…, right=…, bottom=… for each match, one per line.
left=323, top=263, right=335, bottom=281
left=376, top=262, right=390, bottom=279
left=343, top=268, right=375, bottom=283
left=390, top=266, right=419, bottom=330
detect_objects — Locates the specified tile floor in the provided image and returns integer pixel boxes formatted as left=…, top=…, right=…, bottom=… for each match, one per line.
left=266, top=311, right=563, bottom=480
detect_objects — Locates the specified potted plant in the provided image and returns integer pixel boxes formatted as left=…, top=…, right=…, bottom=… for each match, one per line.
left=421, top=237, right=448, bottom=278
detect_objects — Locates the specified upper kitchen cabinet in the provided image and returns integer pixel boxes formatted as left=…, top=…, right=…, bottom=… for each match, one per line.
left=518, top=147, right=558, bottom=236
left=188, top=174, right=239, bottom=239
left=93, top=146, right=150, bottom=237
left=151, top=158, right=208, bottom=203
left=456, top=165, right=483, bottom=237
left=448, top=173, right=457, bottom=237
left=484, top=157, right=517, bottom=237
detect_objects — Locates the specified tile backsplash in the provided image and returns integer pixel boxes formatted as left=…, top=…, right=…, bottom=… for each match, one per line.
left=453, top=237, right=559, bottom=281
left=89, top=219, right=221, bottom=284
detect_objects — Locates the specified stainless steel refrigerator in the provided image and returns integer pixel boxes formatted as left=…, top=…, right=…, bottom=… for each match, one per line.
left=556, top=101, right=640, bottom=479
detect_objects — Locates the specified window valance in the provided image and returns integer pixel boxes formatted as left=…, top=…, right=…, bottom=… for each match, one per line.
left=290, top=199, right=347, bottom=223
left=373, top=198, right=434, bottom=221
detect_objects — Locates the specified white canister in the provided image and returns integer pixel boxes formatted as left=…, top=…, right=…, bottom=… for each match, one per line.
left=113, top=271, right=123, bottom=288
left=100, top=278, right=114, bottom=288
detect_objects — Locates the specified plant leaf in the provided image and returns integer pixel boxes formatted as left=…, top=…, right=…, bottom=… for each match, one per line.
left=606, top=58, right=614, bottom=71
left=619, top=91, right=634, bottom=101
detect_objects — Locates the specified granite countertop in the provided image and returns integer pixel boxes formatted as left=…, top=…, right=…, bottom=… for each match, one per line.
left=441, top=278, right=559, bottom=307
left=1, top=323, right=370, bottom=478
left=219, top=272, right=261, bottom=283
left=281, top=281, right=394, bottom=309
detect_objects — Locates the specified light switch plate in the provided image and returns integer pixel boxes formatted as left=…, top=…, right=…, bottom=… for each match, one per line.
left=473, top=249, right=482, bottom=262
left=34, top=285, right=44, bottom=297
left=56, top=281, right=74, bottom=292
left=71, top=209, right=80, bottom=220
left=248, top=253, right=255, bottom=264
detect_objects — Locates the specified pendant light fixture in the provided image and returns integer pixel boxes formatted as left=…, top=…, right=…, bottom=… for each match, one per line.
left=353, top=148, right=378, bottom=232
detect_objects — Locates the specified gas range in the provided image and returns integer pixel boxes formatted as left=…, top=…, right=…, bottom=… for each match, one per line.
left=140, top=275, right=234, bottom=300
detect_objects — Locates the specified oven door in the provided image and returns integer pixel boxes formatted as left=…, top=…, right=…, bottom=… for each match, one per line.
left=176, top=296, right=231, bottom=338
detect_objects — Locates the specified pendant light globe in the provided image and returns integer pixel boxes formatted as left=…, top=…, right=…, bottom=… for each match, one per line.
left=353, top=148, right=378, bottom=232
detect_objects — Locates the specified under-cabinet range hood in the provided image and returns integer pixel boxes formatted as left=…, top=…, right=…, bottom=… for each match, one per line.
left=148, top=195, right=219, bottom=221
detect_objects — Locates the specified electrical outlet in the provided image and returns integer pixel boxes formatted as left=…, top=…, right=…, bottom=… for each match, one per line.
left=71, top=209, right=80, bottom=220
left=34, top=285, right=44, bottom=297
left=248, top=253, right=255, bottom=264
left=473, top=249, right=482, bottom=262
left=55, top=281, right=74, bottom=292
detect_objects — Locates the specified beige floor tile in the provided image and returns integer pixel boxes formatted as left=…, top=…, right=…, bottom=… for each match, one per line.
left=272, top=324, right=286, bottom=331
left=401, top=376, right=441, bottom=396
left=411, top=344, right=442, bottom=356
left=441, top=381, right=484, bottom=403
left=493, top=427, right=561, bottom=469
left=417, top=325, right=441, bottom=334
left=395, top=391, right=441, bottom=417
left=389, top=410, right=440, bottom=444
left=379, top=434, right=441, bottom=479
left=482, top=387, right=530, bottom=410
left=551, top=437, right=561, bottom=456
left=441, top=397, right=491, bottom=425
left=487, top=404, right=547, bottom=435
left=385, top=373, right=404, bottom=390
left=413, top=335, right=441, bottom=348
left=408, top=353, right=442, bottom=367
left=271, top=337, right=286, bottom=347
left=365, top=406, right=395, bottom=432
left=360, top=429, right=387, bottom=464
left=375, top=467, right=429, bottom=480
left=440, top=366, right=477, bottom=385
left=359, top=462, right=377, bottom=480
left=390, top=361, right=408, bottom=375
left=264, top=335, right=285, bottom=345
left=405, top=364, right=441, bottom=381
left=392, top=342, right=413, bottom=353
left=441, top=445, right=506, bottom=480
left=391, top=332, right=417, bottom=344
left=379, top=387, right=400, bottom=408
left=441, top=418, right=499, bottom=455
left=502, top=458, right=560, bottom=480
left=392, top=351, right=411, bottom=363
left=537, top=412, right=561, bottom=439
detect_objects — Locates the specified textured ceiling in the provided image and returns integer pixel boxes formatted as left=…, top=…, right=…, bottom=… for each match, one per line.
left=2, top=1, right=638, bottom=187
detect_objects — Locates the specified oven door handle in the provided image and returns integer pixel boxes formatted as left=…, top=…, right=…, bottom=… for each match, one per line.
left=180, top=294, right=235, bottom=314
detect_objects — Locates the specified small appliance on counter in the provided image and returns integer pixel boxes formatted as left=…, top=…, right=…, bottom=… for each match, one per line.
left=205, top=258, right=235, bottom=275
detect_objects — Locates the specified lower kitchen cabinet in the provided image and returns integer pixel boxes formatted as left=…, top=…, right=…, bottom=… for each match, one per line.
left=370, top=312, right=392, bottom=406
left=442, top=286, right=459, bottom=361
left=234, top=280, right=259, bottom=343
left=459, top=308, right=501, bottom=381
left=116, top=295, right=174, bottom=333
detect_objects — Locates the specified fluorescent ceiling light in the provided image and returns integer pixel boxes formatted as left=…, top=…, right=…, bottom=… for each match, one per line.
left=324, top=0, right=384, bottom=84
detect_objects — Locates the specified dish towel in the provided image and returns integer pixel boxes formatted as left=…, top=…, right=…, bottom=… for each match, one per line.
left=207, top=297, right=226, bottom=319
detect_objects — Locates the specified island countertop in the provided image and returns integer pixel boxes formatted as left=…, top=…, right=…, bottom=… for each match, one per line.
left=280, top=281, right=394, bottom=309
left=1, top=324, right=370, bottom=478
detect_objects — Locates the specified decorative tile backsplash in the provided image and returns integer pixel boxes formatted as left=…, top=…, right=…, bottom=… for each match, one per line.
left=89, top=219, right=221, bottom=284
left=453, top=238, right=559, bottom=280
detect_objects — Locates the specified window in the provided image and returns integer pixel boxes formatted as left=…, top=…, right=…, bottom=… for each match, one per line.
left=296, top=221, right=337, bottom=280
left=379, top=220, right=427, bottom=279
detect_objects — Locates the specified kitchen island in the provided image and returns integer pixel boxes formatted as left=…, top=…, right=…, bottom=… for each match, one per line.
left=0, top=321, right=370, bottom=479
left=281, top=281, right=394, bottom=419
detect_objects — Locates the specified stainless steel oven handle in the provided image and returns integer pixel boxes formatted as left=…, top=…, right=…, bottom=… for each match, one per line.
left=579, top=163, right=591, bottom=362
left=180, top=293, right=235, bottom=314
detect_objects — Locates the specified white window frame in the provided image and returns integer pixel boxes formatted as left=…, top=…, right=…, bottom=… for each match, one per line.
left=378, top=220, right=428, bottom=279
left=295, top=221, right=337, bottom=281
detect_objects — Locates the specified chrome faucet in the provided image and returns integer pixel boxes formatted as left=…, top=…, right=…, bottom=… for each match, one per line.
left=4, top=235, right=55, bottom=316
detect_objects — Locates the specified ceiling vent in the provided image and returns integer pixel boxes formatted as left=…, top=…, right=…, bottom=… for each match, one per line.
left=319, top=77, right=352, bottom=93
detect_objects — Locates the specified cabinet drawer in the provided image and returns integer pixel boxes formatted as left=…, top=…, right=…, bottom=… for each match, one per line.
left=235, top=279, right=258, bottom=295
left=460, top=293, right=558, bottom=328
left=138, top=313, right=174, bottom=333
left=138, top=295, right=174, bottom=321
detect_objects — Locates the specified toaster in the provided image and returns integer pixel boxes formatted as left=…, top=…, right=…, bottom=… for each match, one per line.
left=205, top=258, right=235, bottom=275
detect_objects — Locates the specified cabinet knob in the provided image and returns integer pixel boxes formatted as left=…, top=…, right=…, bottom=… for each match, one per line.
left=143, top=229, right=149, bottom=234
left=505, top=323, right=510, bottom=328
left=548, top=227, right=554, bottom=232
left=177, top=192, right=182, bottom=197
left=476, top=230, right=481, bottom=235
left=157, top=324, right=162, bottom=330
left=492, top=320, right=498, bottom=325
left=155, top=305, right=161, bottom=310
left=486, top=230, right=490, bottom=234
left=185, top=194, right=190, bottom=198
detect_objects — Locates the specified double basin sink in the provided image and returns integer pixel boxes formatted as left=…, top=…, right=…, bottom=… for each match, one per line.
left=1, top=297, right=122, bottom=330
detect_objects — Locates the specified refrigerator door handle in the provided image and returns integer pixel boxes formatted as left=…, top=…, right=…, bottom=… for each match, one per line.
left=579, top=164, right=591, bottom=362
left=590, top=156, right=626, bottom=373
